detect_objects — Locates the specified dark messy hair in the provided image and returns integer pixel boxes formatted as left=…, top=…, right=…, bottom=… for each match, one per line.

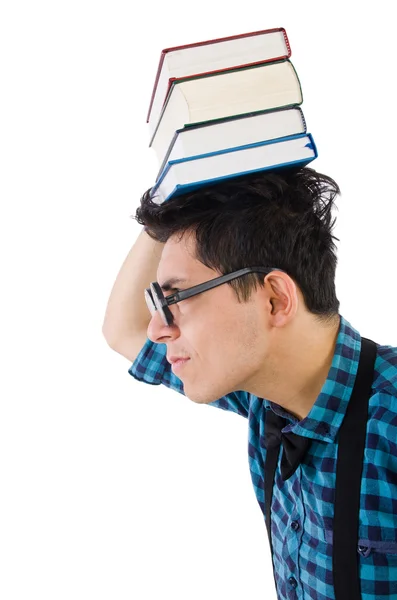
left=132, top=167, right=341, bottom=324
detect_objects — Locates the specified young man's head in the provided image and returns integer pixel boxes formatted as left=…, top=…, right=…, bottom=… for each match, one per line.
left=134, top=167, right=341, bottom=413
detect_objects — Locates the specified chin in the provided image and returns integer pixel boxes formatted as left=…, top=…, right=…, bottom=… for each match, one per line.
left=185, top=391, right=215, bottom=405
left=184, top=382, right=235, bottom=406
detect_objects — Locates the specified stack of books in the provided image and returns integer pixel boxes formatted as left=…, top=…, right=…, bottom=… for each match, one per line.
left=146, top=28, right=317, bottom=203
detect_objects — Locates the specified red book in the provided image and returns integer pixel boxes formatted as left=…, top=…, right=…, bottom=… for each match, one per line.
left=147, top=27, right=291, bottom=134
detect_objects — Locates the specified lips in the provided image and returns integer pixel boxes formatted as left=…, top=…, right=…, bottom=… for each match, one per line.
left=169, top=357, right=190, bottom=371
left=167, top=356, right=190, bottom=364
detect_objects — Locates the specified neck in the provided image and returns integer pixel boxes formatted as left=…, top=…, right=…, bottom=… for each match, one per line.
left=251, top=314, right=341, bottom=422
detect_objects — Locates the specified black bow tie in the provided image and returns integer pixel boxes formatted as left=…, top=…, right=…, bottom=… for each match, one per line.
left=265, top=410, right=312, bottom=481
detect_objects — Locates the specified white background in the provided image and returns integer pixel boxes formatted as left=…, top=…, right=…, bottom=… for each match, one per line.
left=1, top=1, right=396, bottom=599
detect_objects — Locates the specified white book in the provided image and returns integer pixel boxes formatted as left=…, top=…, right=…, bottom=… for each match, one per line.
left=150, top=60, right=303, bottom=166
left=156, top=107, right=307, bottom=179
left=151, top=133, right=317, bottom=204
left=147, top=28, right=291, bottom=135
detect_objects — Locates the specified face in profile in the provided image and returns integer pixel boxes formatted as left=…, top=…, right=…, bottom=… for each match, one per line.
left=147, top=232, right=273, bottom=404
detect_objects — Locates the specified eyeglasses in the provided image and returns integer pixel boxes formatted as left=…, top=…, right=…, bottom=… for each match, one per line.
left=145, top=266, right=284, bottom=327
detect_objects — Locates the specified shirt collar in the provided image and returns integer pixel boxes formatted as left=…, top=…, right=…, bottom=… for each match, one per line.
left=264, top=315, right=362, bottom=443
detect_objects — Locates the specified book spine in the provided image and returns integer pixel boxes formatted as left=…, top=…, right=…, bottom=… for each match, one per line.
left=297, top=107, right=307, bottom=133
left=282, top=28, right=292, bottom=58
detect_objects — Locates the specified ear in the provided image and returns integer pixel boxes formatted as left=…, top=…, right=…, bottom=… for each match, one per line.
left=262, top=271, right=299, bottom=327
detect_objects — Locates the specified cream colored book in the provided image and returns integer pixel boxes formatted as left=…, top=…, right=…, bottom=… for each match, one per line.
left=150, top=60, right=303, bottom=166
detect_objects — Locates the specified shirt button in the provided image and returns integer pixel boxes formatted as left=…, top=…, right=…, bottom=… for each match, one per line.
left=288, top=576, right=298, bottom=589
left=358, top=545, right=371, bottom=557
left=291, top=521, right=300, bottom=531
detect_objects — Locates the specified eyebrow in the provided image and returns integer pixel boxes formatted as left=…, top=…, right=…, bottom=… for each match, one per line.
left=160, top=277, right=188, bottom=292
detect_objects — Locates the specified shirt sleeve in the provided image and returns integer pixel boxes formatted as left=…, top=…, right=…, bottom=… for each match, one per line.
left=128, top=337, right=250, bottom=419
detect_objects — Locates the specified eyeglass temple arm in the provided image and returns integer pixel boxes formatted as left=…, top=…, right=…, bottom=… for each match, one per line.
left=167, top=267, right=282, bottom=306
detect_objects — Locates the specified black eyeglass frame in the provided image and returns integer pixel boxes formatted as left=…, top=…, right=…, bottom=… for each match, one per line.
left=145, top=266, right=285, bottom=326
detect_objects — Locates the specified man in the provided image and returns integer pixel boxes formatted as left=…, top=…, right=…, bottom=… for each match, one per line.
left=102, top=167, right=397, bottom=600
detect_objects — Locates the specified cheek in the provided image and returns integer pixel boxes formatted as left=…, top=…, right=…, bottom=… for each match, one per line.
left=180, top=301, right=232, bottom=354
left=180, top=296, right=260, bottom=359
left=205, top=305, right=258, bottom=355
left=225, top=305, right=262, bottom=359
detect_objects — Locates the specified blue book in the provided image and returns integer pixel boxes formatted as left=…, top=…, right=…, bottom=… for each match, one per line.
left=155, top=106, right=307, bottom=181
left=150, top=133, right=318, bottom=204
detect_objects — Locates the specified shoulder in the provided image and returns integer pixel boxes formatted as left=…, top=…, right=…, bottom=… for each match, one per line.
left=367, top=343, right=397, bottom=443
left=373, top=342, right=397, bottom=398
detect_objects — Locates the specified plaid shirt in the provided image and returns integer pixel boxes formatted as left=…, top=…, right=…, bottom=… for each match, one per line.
left=128, top=315, right=397, bottom=599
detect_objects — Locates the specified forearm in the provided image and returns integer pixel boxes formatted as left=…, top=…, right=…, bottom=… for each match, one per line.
left=102, top=228, right=164, bottom=345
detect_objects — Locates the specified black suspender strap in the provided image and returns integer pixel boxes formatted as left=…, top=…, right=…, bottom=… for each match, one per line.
left=264, top=411, right=284, bottom=591
left=333, top=337, right=377, bottom=600
left=264, top=336, right=377, bottom=600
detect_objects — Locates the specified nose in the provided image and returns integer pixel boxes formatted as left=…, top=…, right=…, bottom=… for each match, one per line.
left=147, top=309, right=180, bottom=344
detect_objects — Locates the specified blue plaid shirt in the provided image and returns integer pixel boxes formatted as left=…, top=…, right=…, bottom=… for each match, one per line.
left=128, top=315, right=397, bottom=599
